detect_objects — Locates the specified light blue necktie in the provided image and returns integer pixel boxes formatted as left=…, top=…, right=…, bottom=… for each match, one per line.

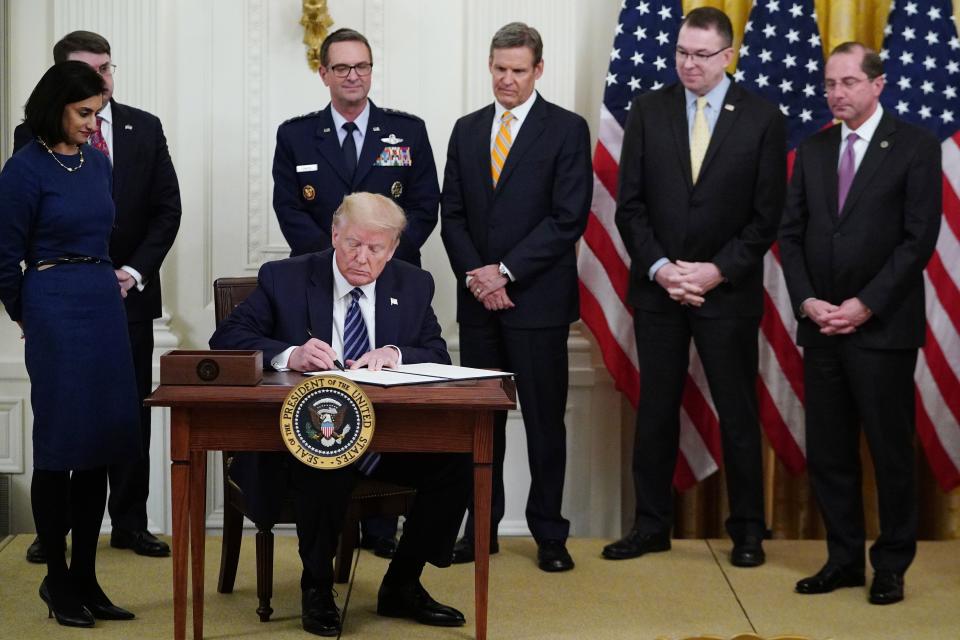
left=343, top=288, right=379, bottom=474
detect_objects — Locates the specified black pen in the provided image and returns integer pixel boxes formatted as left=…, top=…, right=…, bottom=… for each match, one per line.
left=308, top=326, right=346, bottom=371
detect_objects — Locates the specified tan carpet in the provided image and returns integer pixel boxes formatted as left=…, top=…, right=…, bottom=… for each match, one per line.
left=1, top=535, right=958, bottom=639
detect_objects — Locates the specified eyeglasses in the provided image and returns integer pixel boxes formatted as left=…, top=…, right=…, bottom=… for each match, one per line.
left=96, top=62, right=117, bottom=76
left=675, top=47, right=729, bottom=64
left=823, top=76, right=876, bottom=93
left=328, top=62, right=373, bottom=78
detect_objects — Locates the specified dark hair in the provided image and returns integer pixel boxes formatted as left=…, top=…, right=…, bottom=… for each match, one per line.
left=319, top=28, right=372, bottom=68
left=681, top=7, right=734, bottom=49
left=24, top=62, right=106, bottom=145
left=53, top=30, right=111, bottom=64
left=489, top=22, right=543, bottom=65
left=829, top=41, right=884, bottom=79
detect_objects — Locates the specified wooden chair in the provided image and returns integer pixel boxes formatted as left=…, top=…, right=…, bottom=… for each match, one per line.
left=212, top=276, right=415, bottom=622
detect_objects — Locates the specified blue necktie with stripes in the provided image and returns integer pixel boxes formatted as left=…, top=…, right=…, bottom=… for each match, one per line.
left=343, top=287, right=380, bottom=474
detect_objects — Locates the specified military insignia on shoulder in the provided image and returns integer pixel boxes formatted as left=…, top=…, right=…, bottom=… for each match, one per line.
left=382, top=107, right=423, bottom=122
left=280, top=375, right=376, bottom=469
left=281, top=110, right=322, bottom=126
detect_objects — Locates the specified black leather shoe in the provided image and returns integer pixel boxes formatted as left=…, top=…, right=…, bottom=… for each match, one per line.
left=451, top=537, right=499, bottom=564
left=730, top=536, right=765, bottom=567
left=602, top=529, right=670, bottom=560
left=364, top=536, right=397, bottom=559
left=39, top=577, right=95, bottom=628
left=795, top=564, right=866, bottom=594
left=110, top=529, right=170, bottom=557
left=377, top=580, right=465, bottom=627
left=84, top=602, right=135, bottom=621
left=26, top=536, right=47, bottom=564
left=301, top=588, right=341, bottom=637
left=869, top=571, right=905, bottom=605
left=537, top=540, right=575, bottom=572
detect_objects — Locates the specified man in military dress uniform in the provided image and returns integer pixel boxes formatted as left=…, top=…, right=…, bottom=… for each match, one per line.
left=271, top=26, right=440, bottom=555
left=273, top=27, right=440, bottom=268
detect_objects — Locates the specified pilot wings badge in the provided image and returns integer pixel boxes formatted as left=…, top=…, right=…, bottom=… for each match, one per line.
left=280, top=375, right=375, bottom=469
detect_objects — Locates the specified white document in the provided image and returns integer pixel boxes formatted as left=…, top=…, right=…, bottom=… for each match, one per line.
left=302, top=363, right=512, bottom=387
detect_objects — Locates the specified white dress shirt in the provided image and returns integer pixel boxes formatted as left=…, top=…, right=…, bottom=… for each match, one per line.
left=330, top=101, right=371, bottom=162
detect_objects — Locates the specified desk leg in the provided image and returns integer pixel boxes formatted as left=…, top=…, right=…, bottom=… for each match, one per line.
left=171, top=458, right=189, bottom=640
left=473, top=463, right=492, bottom=640
left=190, top=451, right=207, bottom=639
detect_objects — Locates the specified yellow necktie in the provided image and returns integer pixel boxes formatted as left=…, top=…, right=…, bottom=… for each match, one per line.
left=690, top=96, right=710, bottom=183
left=491, top=111, right=515, bottom=186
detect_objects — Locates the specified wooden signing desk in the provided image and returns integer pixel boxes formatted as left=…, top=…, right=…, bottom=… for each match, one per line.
left=146, top=371, right=516, bottom=640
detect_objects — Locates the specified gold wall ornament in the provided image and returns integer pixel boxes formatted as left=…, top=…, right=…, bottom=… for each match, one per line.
left=300, top=0, right=334, bottom=72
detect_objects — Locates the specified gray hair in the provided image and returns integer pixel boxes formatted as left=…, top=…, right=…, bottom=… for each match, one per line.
left=489, top=22, right=543, bottom=65
left=332, top=192, right=406, bottom=241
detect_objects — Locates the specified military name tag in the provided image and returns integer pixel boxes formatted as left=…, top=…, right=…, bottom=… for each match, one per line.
left=374, top=146, right=412, bottom=166
left=280, top=375, right=376, bottom=469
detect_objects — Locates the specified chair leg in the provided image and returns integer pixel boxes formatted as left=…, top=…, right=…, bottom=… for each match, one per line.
left=217, top=500, right=244, bottom=594
left=335, top=512, right=360, bottom=584
left=255, top=524, right=274, bottom=622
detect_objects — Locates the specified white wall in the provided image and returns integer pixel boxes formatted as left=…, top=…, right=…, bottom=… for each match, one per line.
left=0, top=0, right=629, bottom=540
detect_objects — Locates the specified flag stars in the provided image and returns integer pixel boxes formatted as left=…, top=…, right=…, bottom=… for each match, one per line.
left=880, top=48, right=890, bottom=61
left=799, top=108, right=813, bottom=122
left=605, top=72, right=618, bottom=87
left=763, top=24, right=777, bottom=38
left=766, top=0, right=780, bottom=12
left=631, top=51, right=644, bottom=66
left=895, top=100, right=910, bottom=115
left=950, top=36, right=960, bottom=50
left=808, top=32, right=820, bottom=47
left=947, top=60, right=960, bottom=74
left=805, top=59, right=819, bottom=73
left=634, top=25, right=647, bottom=40
left=919, top=105, right=932, bottom=119
left=628, top=76, right=642, bottom=91
left=656, top=30, right=670, bottom=45
left=616, top=23, right=624, bottom=36
left=733, top=69, right=746, bottom=82
left=927, top=6, right=941, bottom=21
left=786, top=29, right=800, bottom=44
left=904, top=2, right=918, bottom=16
left=759, top=49, right=773, bottom=63
left=779, top=79, right=793, bottom=93
left=945, top=86, right=958, bottom=100
left=651, top=80, right=664, bottom=91
left=740, top=44, right=750, bottom=58
left=899, top=51, right=914, bottom=65
left=902, top=27, right=916, bottom=41
left=657, top=5, right=672, bottom=20
left=636, top=1, right=649, bottom=14
left=779, top=104, right=790, bottom=116
left=803, top=83, right=817, bottom=97
left=922, top=56, right=937, bottom=71
left=789, top=3, right=803, bottom=18
left=783, top=54, right=797, bottom=68
left=653, top=55, right=667, bottom=70
left=756, top=73, right=770, bottom=88
left=611, top=48, right=622, bottom=61
left=897, top=76, right=912, bottom=90
left=926, top=32, right=939, bottom=46
left=941, top=109, right=954, bottom=124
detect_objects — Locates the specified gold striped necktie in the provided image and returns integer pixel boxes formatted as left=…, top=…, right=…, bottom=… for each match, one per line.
left=491, top=110, right=516, bottom=186
left=690, top=96, right=710, bottom=183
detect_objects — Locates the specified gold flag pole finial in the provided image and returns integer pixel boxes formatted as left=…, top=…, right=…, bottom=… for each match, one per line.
left=301, top=0, right=334, bottom=72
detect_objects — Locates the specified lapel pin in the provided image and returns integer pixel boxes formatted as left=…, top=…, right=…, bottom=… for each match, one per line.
left=880, top=140, right=889, bottom=148
left=124, top=124, right=133, bottom=130
left=391, top=181, right=403, bottom=199
left=390, top=297, right=398, bottom=306
left=372, top=126, right=381, bottom=132
left=381, top=134, right=403, bottom=144
left=724, top=104, right=735, bottom=111
left=302, top=185, right=316, bottom=201
left=322, top=127, right=331, bottom=133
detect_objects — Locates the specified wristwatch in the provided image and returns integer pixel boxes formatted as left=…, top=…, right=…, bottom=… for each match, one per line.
left=498, top=262, right=510, bottom=279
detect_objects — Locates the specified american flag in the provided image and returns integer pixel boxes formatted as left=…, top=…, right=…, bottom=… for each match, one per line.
left=734, top=0, right=833, bottom=476
left=577, top=0, right=722, bottom=491
left=880, top=0, right=960, bottom=491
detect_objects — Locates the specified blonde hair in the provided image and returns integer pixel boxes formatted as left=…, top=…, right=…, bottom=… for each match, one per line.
left=332, top=192, right=407, bottom=241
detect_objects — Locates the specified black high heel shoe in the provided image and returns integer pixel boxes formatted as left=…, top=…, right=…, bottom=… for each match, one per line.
left=76, top=581, right=136, bottom=620
left=39, top=577, right=95, bottom=628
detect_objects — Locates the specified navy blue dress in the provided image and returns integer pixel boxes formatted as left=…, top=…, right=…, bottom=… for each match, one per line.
left=0, top=141, right=140, bottom=471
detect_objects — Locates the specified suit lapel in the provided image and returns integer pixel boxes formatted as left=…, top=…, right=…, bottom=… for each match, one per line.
left=696, top=82, right=744, bottom=184
left=307, top=252, right=335, bottom=342
left=494, top=94, right=547, bottom=194
left=839, top=112, right=897, bottom=220
left=475, top=104, right=497, bottom=197
left=819, top=125, right=842, bottom=219
left=373, top=262, right=400, bottom=347
left=354, top=100, right=383, bottom=187
left=315, top=106, right=352, bottom=187
left=109, top=100, right=132, bottom=198
left=667, top=86, right=693, bottom=191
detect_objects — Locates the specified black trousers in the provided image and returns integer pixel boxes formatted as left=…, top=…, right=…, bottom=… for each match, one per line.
left=631, top=309, right=766, bottom=542
left=292, top=453, right=470, bottom=590
left=459, top=321, right=571, bottom=544
left=107, top=319, right=154, bottom=532
left=804, top=342, right=918, bottom=574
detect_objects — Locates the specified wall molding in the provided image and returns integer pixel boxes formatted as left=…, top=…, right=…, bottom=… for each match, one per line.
left=0, top=398, right=24, bottom=474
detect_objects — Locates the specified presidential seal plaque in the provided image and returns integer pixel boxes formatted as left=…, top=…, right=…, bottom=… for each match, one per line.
left=280, top=375, right=376, bottom=469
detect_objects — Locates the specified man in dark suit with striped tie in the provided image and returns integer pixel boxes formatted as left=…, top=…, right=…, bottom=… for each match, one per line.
left=211, top=193, right=469, bottom=636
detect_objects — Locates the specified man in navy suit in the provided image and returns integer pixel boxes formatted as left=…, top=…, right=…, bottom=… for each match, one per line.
left=211, top=193, right=469, bottom=636
left=15, top=30, right=182, bottom=561
left=440, top=22, right=592, bottom=573
left=780, top=43, right=941, bottom=605
left=605, top=7, right=785, bottom=568
left=272, top=27, right=440, bottom=267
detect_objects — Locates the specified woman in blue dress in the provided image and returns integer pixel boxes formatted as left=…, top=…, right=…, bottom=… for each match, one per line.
left=0, top=61, right=140, bottom=627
